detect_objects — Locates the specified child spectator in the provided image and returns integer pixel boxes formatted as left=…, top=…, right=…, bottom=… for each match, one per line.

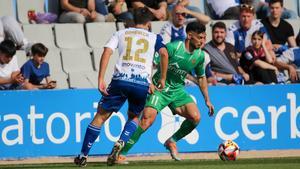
left=240, top=31, right=278, bottom=84
left=21, top=43, right=56, bottom=90
left=0, top=40, right=24, bottom=90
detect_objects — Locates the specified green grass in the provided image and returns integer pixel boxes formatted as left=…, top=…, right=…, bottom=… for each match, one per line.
left=1, top=157, right=300, bottom=169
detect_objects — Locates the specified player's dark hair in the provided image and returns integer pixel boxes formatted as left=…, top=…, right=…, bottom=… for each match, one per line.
left=31, top=43, right=48, bottom=56
left=0, top=40, right=16, bottom=57
left=212, top=21, right=226, bottom=32
left=186, top=21, right=206, bottom=34
left=269, top=0, right=283, bottom=7
left=133, top=7, right=154, bottom=25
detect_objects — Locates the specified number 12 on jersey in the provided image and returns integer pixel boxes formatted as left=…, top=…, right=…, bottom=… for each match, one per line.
left=123, top=37, right=149, bottom=63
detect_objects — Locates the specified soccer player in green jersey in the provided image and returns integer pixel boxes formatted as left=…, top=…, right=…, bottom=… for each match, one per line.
left=112, top=21, right=215, bottom=164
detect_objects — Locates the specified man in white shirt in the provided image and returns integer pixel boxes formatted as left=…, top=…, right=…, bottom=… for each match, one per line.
left=0, top=40, right=24, bottom=90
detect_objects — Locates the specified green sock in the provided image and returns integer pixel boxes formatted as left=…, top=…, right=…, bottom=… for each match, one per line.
left=171, top=119, right=198, bottom=142
left=120, top=126, right=145, bottom=156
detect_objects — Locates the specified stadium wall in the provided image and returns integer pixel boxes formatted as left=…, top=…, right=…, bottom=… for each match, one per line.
left=0, top=85, right=299, bottom=159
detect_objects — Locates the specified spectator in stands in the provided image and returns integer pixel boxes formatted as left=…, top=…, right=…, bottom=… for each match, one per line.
left=206, top=0, right=240, bottom=19
left=160, top=4, right=210, bottom=44
left=167, top=0, right=202, bottom=14
left=95, top=0, right=133, bottom=22
left=226, top=4, right=269, bottom=55
left=0, top=40, right=24, bottom=90
left=240, top=31, right=278, bottom=84
left=261, top=0, right=297, bottom=55
left=59, top=0, right=114, bottom=23
left=205, top=22, right=251, bottom=85
left=21, top=43, right=56, bottom=90
left=0, top=16, right=31, bottom=53
left=130, top=0, right=168, bottom=20
left=250, top=0, right=298, bottom=19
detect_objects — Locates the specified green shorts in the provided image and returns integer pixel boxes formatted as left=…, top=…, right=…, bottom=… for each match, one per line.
left=145, top=87, right=194, bottom=112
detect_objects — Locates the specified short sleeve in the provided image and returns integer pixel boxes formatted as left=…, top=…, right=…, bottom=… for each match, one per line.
left=104, top=32, right=119, bottom=51
left=21, top=61, right=31, bottom=80
left=44, top=62, right=50, bottom=77
left=166, top=41, right=178, bottom=58
left=155, top=34, right=165, bottom=52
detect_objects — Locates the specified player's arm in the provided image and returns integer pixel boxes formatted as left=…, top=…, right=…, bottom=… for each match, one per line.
left=98, top=32, right=119, bottom=95
left=198, top=76, right=214, bottom=116
left=156, top=35, right=169, bottom=89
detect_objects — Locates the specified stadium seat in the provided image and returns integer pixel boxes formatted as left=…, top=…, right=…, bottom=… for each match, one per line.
left=284, top=0, right=298, bottom=17
left=61, top=49, right=97, bottom=88
left=15, top=50, right=28, bottom=67
left=151, top=21, right=168, bottom=34
left=16, top=0, right=45, bottom=24
left=45, top=49, right=69, bottom=89
left=286, top=19, right=300, bottom=36
left=85, top=22, right=116, bottom=49
left=23, top=24, right=57, bottom=49
left=93, top=48, right=118, bottom=84
left=54, top=23, right=90, bottom=49
left=0, top=0, right=15, bottom=17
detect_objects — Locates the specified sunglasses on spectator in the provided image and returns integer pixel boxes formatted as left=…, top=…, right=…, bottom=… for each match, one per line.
left=240, top=4, right=254, bottom=11
left=175, top=12, right=186, bottom=17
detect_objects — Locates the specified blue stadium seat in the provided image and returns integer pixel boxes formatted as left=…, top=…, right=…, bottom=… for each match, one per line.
left=0, top=0, right=15, bottom=18
left=16, top=0, right=45, bottom=24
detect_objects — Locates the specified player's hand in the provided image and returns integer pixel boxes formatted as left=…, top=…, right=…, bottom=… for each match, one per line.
left=157, top=78, right=165, bottom=90
left=148, top=83, right=156, bottom=94
left=206, top=100, right=214, bottom=117
left=98, top=80, right=109, bottom=96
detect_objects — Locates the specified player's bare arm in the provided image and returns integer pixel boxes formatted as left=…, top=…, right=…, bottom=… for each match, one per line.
left=198, top=76, right=214, bottom=116
left=98, top=47, right=112, bottom=96
left=158, top=47, right=169, bottom=89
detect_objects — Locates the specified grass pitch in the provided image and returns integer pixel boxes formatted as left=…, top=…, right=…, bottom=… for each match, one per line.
left=0, top=157, right=299, bottom=169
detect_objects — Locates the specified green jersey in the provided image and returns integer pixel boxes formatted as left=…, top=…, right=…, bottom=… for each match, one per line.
left=153, top=41, right=205, bottom=89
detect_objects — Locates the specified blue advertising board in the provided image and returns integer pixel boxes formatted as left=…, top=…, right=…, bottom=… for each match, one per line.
left=0, top=85, right=299, bottom=159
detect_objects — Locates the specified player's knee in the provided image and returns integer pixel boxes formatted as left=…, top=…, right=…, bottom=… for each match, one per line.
left=191, top=112, right=201, bottom=124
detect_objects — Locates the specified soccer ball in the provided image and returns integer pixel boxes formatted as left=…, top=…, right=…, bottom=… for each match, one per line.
left=218, top=140, right=240, bottom=161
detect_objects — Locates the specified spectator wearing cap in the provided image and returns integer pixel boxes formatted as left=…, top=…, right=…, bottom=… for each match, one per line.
left=0, top=40, right=24, bottom=90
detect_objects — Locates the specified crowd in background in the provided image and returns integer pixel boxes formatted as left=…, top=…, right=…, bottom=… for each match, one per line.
left=0, top=0, right=300, bottom=90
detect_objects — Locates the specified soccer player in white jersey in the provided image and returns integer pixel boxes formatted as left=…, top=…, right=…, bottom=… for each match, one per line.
left=74, top=7, right=168, bottom=167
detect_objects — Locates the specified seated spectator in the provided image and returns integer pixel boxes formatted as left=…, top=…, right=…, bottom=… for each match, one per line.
left=206, top=0, right=240, bottom=19
left=240, top=31, right=278, bottom=84
left=160, top=4, right=210, bottom=44
left=0, top=40, right=24, bottom=90
left=249, top=0, right=298, bottom=19
left=96, top=0, right=133, bottom=22
left=226, top=4, right=269, bottom=55
left=21, top=43, right=56, bottom=90
left=167, top=0, right=202, bottom=15
left=131, top=0, right=168, bottom=20
left=0, top=16, right=31, bottom=53
left=205, top=22, right=252, bottom=85
left=261, top=0, right=297, bottom=55
left=59, top=0, right=113, bottom=23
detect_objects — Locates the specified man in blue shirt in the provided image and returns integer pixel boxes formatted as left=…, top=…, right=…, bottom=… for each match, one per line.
left=21, top=43, right=56, bottom=89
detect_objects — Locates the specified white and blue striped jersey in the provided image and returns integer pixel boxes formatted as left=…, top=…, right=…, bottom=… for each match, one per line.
left=226, top=20, right=267, bottom=53
left=105, top=27, right=164, bottom=86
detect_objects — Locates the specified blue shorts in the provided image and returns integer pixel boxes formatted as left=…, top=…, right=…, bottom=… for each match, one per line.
left=99, top=80, right=149, bottom=115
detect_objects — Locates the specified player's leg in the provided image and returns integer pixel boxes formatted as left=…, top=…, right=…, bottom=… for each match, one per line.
left=75, top=81, right=126, bottom=167
left=107, top=83, right=149, bottom=165
left=164, top=91, right=200, bottom=161
left=118, top=90, right=170, bottom=160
